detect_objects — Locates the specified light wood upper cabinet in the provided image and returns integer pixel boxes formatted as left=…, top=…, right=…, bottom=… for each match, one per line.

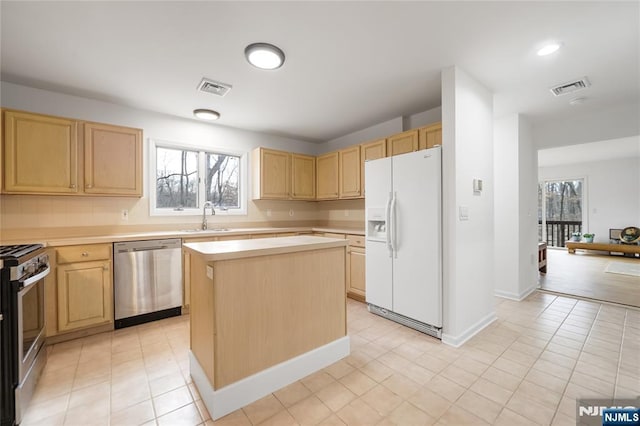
left=291, top=153, right=316, bottom=200
left=387, top=129, right=419, bottom=156
left=84, top=122, right=142, bottom=196
left=418, top=122, right=442, bottom=150
left=252, top=148, right=290, bottom=200
left=3, top=110, right=79, bottom=194
left=252, top=148, right=315, bottom=200
left=316, top=152, right=339, bottom=200
left=2, top=110, right=143, bottom=197
left=338, top=146, right=361, bottom=199
left=360, top=138, right=386, bottom=197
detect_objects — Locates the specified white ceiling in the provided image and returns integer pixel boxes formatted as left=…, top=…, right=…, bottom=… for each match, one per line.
left=1, top=1, right=638, bottom=143
left=538, top=136, right=640, bottom=167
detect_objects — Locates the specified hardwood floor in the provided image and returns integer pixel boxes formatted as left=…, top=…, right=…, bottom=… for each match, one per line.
left=539, top=248, right=640, bottom=308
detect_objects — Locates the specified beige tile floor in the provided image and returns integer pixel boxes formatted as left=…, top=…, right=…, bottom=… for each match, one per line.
left=24, top=293, right=639, bottom=425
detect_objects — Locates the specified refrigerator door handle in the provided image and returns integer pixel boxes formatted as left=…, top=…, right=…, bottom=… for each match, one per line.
left=390, top=192, right=398, bottom=258
left=385, top=193, right=393, bottom=256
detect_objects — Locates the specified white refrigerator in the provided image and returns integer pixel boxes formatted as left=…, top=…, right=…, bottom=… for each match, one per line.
left=365, top=146, right=442, bottom=338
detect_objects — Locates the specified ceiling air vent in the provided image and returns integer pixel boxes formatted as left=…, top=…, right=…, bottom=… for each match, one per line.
left=550, top=77, right=591, bottom=96
left=197, top=78, right=232, bottom=97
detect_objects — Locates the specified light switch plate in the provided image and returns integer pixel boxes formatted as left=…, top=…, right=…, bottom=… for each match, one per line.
left=206, top=265, right=213, bottom=279
left=459, top=206, right=469, bottom=221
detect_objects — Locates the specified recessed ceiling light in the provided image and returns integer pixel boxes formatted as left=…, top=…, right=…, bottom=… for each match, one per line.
left=537, top=43, right=562, bottom=56
left=245, top=43, right=285, bottom=70
left=193, top=109, right=220, bottom=120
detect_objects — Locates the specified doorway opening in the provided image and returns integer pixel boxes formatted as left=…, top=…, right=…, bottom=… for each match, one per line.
left=538, top=179, right=584, bottom=248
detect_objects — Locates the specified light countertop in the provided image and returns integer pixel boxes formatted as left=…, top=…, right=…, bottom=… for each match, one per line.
left=0, top=226, right=364, bottom=247
left=183, top=235, right=348, bottom=261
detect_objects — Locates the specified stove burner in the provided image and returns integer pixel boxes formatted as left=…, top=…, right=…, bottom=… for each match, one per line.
left=0, top=244, right=44, bottom=259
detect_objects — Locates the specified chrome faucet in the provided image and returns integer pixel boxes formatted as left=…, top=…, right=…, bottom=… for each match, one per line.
left=202, top=201, right=215, bottom=230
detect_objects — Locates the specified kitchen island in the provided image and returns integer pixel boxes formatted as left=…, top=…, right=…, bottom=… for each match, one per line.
left=183, top=236, right=350, bottom=420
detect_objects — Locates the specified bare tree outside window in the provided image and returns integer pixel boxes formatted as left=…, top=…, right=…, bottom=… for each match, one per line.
left=154, top=145, right=241, bottom=212
left=205, top=153, right=240, bottom=209
left=156, top=147, right=198, bottom=209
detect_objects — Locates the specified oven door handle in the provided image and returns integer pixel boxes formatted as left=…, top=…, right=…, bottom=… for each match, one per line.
left=20, top=266, right=51, bottom=290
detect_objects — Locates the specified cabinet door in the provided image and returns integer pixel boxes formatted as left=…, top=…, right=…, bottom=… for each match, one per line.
left=418, top=122, right=442, bottom=150
left=291, top=153, right=316, bottom=200
left=57, top=260, right=112, bottom=332
left=3, top=111, right=78, bottom=194
left=339, top=146, right=361, bottom=199
left=387, top=129, right=418, bottom=156
left=360, top=139, right=386, bottom=197
left=316, top=152, right=339, bottom=200
left=347, top=246, right=366, bottom=301
left=84, top=122, right=142, bottom=196
left=254, top=148, right=290, bottom=199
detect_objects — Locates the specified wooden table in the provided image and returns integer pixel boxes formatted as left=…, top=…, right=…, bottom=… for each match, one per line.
left=566, top=241, right=640, bottom=255
left=184, top=236, right=350, bottom=419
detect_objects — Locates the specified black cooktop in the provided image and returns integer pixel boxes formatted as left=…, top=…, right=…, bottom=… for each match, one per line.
left=0, top=244, right=44, bottom=260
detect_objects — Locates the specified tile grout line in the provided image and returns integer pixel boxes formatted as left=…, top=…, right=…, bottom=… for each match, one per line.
left=548, top=301, right=607, bottom=425
left=612, top=309, right=628, bottom=399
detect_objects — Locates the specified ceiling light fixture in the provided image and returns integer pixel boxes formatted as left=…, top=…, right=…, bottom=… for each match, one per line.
left=245, top=43, right=285, bottom=70
left=537, top=42, right=562, bottom=56
left=193, top=109, right=220, bottom=120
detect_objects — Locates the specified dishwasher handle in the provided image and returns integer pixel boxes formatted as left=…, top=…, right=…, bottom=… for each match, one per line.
left=117, top=245, right=169, bottom=253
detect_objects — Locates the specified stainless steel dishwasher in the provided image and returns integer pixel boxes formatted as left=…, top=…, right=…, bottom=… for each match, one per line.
left=113, top=238, right=183, bottom=328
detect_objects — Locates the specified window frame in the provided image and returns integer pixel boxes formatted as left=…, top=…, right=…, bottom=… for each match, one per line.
left=149, top=138, right=248, bottom=217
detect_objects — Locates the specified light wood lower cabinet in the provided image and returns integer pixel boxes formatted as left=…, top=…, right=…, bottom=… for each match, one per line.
left=345, top=234, right=366, bottom=301
left=55, top=244, right=113, bottom=333
left=346, top=246, right=366, bottom=301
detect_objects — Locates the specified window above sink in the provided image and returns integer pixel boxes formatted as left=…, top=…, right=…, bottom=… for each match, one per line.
left=149, top=139, right=247, bottom=217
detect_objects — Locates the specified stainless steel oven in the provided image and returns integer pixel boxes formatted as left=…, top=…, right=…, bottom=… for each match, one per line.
left=1, top=244, right=49, bottom=426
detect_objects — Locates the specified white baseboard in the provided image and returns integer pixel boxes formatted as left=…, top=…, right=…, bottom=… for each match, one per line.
left=190, top=336, right=350, bottom=420
left=441, top=311, right=497, bottom=348
left=494, top=283, right=537, bottom=301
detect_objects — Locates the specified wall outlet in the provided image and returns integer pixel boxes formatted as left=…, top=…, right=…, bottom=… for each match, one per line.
left=121, top=209, right=129, bottom=221
left=289, top=209, right=294, bottom=217
left=266, top=209, right=272, bottom=217
left=344, top=210, right=350, bottom=217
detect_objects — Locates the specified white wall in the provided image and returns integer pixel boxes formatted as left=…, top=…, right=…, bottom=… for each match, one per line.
left=517, top=117, right=538, bottom=298
left=539, top=157, right=640, bottom=242
left=0, top=82, right=321, bottom=232
left=533, top=101, right=640, bottom=150
left=322, top=105, right=443, bottom=154
left=403, top=106, right=442, bottom=131
left=494, top=114, right=538, bottom=300
left=441, top=66, right=495, bottom=347
left=322, top=117, right=403, bottom=153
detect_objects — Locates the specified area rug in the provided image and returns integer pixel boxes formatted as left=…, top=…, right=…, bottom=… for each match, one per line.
left=605, top=261, right=640, bottom=277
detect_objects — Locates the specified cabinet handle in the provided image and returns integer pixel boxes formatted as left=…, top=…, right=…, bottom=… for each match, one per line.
left=69, top=184, right=76, bottom=189
left=82, top=252, right=89, bottom=257
left=86, top=184, right=93, bottom=189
